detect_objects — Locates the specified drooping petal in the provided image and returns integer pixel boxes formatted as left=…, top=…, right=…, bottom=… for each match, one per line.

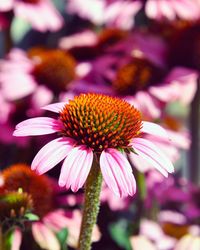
left=42, top=102, right=68, bottom=113
left=141, top=121, right=169, bottom=139
left=59, top=145, right=93, bottom=192
left=11, top=228, right=22, bottom=250
left=13, top=117, right=62, bottom=136
left=31, top=137, right=75, bottom=174
left=131, top=138, right=174, bottom=176
left=100, top=148, right=136, bottom=197
left=32, top=222, right=60, bottom=250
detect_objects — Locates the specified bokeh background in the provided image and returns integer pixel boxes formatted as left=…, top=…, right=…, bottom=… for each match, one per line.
left=0, top=0, right=200, bottom=249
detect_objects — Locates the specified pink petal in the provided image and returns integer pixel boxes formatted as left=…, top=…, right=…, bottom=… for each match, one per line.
left=130, top=236, right=157, bottom=250
left=32, top=222, right=60, bottom=250
left=141, top=121, right=169, bottom=139
left=11, top=228, right=22, bottom=250
left=145, top=0, right=159, bottom=19
left=42, top=102, right=67, bottom=113
left=59, top=30, right=98, bottom=50
left=159, top=0, right=175, bottom=20
left=131, top=138, right=174, bottom=176
left=58, top=146, right=93, bottom=192
left=31, top=137, right=75, bottom=174
left=13, top=117, right=62, bottom=136
left=100, top=148, right=136, bottom=197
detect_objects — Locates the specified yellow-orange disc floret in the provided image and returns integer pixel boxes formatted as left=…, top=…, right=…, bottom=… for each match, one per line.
left=59, top=93, right=142, bottom=152
left=2, top=164, right=54, bottom=218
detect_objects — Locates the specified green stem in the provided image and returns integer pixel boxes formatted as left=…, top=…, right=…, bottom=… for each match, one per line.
left=78, top=156, right=103, bottom=250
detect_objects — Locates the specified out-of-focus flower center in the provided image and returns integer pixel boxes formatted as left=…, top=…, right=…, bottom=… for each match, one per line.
left=162, top=222, right=189, bottom=239
left=28, top=48, right=76, bottom=94
left=97, top=28, right=128, bottom=48
left=0, top=190, right=33, bottom=221
left=1, top=164, right=54, bottom=218
left=113, top=57, right=163, bottom=95
left=163, top=116, right=182, bottom=131
left=20, top=0, right=40, bottom=4
left=59, top=93, right=142, bottom=152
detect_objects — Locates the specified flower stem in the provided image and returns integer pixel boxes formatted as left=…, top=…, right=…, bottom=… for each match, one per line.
left=78, top=156, right=103, bottom=250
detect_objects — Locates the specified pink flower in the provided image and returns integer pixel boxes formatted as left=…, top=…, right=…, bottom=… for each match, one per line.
left=67, top=0, right=142, bottom=30
left=127, top=67, right=198, bottom=119
left=145, top=0, right=200, bottom=21
left=0, top=48, right=77, bottom=108
left=13, top=93, right=174, bottom=197
left=137, top=213, right=200, bottom=250
left=148, top=67, right=198, bottom=105
left=0, top=164, right=100, bottom=249
left=0, top=0, right=63, bottom=32
left=100, top=182, right=131, bottom=210
left=43, top=209, right=101, bottom=248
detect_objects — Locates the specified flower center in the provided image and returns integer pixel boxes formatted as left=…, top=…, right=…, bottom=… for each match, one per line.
left=59, top=93, right=142, bottom=152
left=113, top=57, right=162, bottom=95
left=162, top=222, right=189, bottom=239
left=0, top=190, right=33, bottom=222
left=1, top=164, right=54, bottom=218
left=163, top=116, right=181, bottom=131
left=28, top=48, right=76, bottom=94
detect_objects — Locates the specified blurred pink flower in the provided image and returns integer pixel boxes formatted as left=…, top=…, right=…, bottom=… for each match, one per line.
left=100, top=182, right=131, bottom=210
left=0, top=164, right=100, bottom=249
left=149, top=67, right=198, bottom=105
left=0, top=0, right=63, bottom=32
left=0, top=48, right=78, bottom=112
left=67, top=0, right=142, bottom=30
left=43, top=209, right=101, bottom=248
left=139, top=218, right=177, bottom=250
left=145, top=0, right=200, bottom=21
left=127, top=67, right=198, bottom=119
left=13, top=93, right=174, bottom=197
left=138, top=212, right=200, bottom=250
left=175, top=234, right=200, bottom=250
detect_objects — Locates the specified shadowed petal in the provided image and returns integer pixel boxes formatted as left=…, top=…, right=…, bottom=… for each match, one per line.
left=59, top=146, right=93, bottom=192
left=13, top=117, right=62, bottom=136
left=100, top=148, right=136, bottom=197
left=42, top=102, right=68, bottom=113
left=31, top=137, right=74, bottom=174
left=11, top=228, right=22, bottom=250
left=141, top=121, right=169, bottom=139
left=32, top=222, right=60, bottom=250
left=131, top=138, right=174, bottom=176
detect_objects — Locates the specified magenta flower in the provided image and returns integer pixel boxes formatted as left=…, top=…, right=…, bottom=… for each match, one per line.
left=13, top=93, right=174, bottom=197
left=0, top=0, right=63, bottom=32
